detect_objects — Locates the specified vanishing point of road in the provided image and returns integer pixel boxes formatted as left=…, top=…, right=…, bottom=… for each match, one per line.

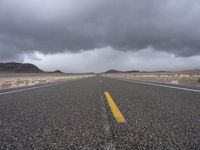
left=0, top=76, right=200, bottom=149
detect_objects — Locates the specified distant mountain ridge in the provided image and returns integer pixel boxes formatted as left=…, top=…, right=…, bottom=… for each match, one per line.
left=103, top=69, right=140, bottom=73
left=0, top=62, right=43, bottom=73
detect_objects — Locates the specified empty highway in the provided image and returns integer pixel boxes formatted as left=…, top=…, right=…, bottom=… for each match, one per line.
left=0, top=76, right=200, bottom=149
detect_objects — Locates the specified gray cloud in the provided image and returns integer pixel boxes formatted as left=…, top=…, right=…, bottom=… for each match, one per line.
left=0, top=0, right=200, bottom=61
left=24, top=47, right=200, bottom=73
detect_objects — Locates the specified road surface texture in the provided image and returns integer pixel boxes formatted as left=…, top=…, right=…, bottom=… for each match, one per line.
left=0, top=76, right=200, bottom=149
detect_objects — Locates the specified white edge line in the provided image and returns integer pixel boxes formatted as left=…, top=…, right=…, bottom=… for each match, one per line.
left=0, top=80, right=73, bottom=96
left=109, top=77, right=200, bottom=93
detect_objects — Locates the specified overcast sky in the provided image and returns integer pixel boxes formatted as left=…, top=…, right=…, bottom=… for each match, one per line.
left=0, top=0, right=200, bottom=72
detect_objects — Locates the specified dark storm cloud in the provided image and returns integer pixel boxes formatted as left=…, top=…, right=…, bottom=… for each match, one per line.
left=0, top=0, right=200, bottom=61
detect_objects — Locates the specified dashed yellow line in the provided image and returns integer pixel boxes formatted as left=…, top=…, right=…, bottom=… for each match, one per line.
left=104, top=91, right=126, bottom=123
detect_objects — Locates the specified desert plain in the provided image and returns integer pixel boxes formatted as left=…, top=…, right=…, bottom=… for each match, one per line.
left=0, top=73, right=94, bottom=90
left=1, top=71, right=200, bottom=90
left=102, top=71, right=200, bottom=87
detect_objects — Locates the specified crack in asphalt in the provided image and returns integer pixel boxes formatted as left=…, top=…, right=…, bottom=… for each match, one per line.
left=99, top=84, right=116, bottom=150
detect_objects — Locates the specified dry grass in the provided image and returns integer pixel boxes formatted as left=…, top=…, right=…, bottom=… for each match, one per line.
left=102, top=72, right=200, bottom=87
left=0, top=73, right=94, bottom=90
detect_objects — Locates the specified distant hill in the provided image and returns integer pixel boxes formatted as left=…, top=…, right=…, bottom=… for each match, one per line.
left=104, top=70, right=121, bottom=73
left=0, top=62, right=43, bottom=73
left=45, top=70, right=65, bottom=74
left=103, top=69, right=139, bottom=73
left=52, top=70, right=63, bottom=73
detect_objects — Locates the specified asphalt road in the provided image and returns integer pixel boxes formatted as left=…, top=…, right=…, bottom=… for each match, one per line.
left=0, top=76, right=200, bottom=149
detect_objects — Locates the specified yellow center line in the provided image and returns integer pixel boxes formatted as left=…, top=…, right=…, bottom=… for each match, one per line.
left=104, top=91, right=126, bottom=123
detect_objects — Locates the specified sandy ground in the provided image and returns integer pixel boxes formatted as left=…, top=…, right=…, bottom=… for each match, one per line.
left=0, top=73, right=94, bottom=90
left=102, top=72, right=200, bottom=87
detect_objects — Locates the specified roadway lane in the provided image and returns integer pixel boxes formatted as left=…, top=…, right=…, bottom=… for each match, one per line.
left=0, top=76, right=200, bottom=149
left=0, top=77, right=112, bottom=149
left=101, top=77, right=200, bottom=149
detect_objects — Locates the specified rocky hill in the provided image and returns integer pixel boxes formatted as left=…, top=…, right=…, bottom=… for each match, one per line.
left=0, top=62, right=43, bottom=73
